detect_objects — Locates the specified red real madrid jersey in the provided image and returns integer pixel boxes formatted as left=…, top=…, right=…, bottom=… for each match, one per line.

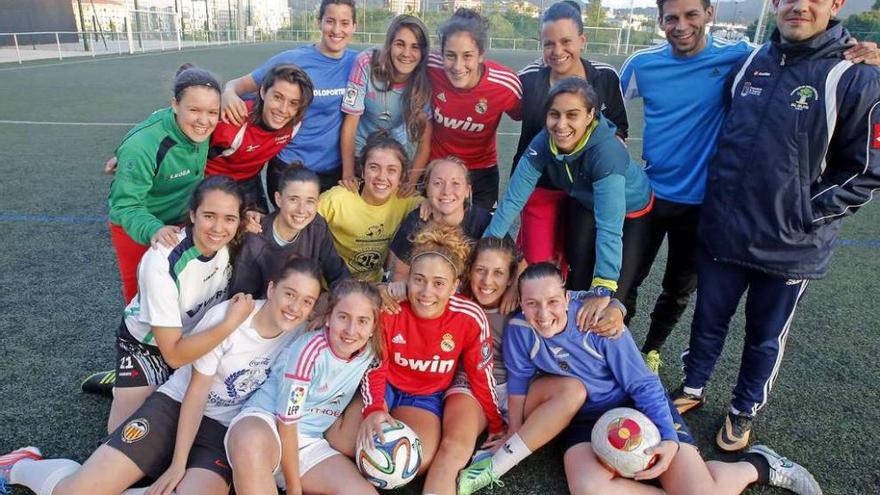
left=207, top=100, right=301, bottom=181
left=361, top=295, right=504, bottom=433
left=427, top=55, right=522, bottom=170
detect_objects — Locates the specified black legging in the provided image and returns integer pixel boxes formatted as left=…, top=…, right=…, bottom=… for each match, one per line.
left=563, top=197, right=651, bottom=323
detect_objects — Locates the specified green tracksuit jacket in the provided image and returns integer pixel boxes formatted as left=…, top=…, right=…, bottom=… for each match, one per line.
left=108, top=107, right=207, bottom=244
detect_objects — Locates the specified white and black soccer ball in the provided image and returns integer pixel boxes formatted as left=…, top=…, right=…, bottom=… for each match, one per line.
left=356, top=420, right=423, bottom=489
left=591, top=407, right=662, bottom=478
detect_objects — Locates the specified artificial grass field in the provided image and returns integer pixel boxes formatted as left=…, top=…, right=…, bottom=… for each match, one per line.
left=0, top=42, right=878, bottom=495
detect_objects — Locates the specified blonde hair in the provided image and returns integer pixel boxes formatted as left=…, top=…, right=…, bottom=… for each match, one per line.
left=409, top=223, right=473, bottom=277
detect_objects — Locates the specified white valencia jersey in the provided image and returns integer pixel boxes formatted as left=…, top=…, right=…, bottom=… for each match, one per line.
left=123, top=229, right=231, bottom=345
left=158, top=300, right=305, bottom=426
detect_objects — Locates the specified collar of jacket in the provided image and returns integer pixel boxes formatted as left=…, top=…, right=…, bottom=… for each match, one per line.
left=769, top=20, right=851, bottom=62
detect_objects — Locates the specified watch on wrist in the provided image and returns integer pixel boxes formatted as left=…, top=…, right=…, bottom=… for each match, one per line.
left=589, top=286, right=614, bottom=298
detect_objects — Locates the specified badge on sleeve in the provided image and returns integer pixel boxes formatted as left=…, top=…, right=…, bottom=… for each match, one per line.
left=286, top=386, right=307, bottom=417
left=872, top=123, right=880, bottom=149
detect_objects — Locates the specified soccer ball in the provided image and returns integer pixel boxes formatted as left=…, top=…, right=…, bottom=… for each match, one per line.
left=591, top=407, right=661, bottom=478
left=356, top=420, right=423, bottom=489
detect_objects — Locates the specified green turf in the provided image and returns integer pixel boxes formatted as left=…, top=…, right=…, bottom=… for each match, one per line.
left=0, top=42, right=878, bottom=495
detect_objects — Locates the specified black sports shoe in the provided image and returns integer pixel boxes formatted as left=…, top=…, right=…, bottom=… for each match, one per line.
left=81, top=370, right=116, bottom=396
left=716, top=411, right=753, bottom=452
left=670, top=384, right=707, bottom=415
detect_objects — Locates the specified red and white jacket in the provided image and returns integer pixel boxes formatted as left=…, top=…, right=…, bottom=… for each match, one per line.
left=207, top=100, right=300, bottom=181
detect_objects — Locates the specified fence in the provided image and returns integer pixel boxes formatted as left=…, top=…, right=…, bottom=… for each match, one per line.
left=0, top=29, right=652, bottom=65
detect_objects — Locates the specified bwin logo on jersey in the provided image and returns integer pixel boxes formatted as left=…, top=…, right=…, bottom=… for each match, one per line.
left=433, top=107, right=485, bottom=132
left=394, top=352, right=455, bottom=373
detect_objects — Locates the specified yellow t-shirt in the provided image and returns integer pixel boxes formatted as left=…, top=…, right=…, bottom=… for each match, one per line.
left=318, top=186, right=421, bottom=282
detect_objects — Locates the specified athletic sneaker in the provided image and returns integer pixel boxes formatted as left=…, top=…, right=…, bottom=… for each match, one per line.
left=457, top=455, right=504, bottom=495
left=747, top=444, right=823, bottom=495
left=643, top=350, right=662, bottom=375
left=0, top=447, right=42, bottom=483
left=716, top=411, right=752, bottom=452
left=670, top=384, right=706, bottom=415
left=80, top=370, right=116, bottom=396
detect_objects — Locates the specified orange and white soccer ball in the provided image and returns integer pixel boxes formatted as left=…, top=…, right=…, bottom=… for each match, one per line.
left=591, top=407, right=662, bottom=478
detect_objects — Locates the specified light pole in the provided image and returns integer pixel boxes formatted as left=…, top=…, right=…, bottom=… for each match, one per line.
left=624, top=0, right=635, bottom=54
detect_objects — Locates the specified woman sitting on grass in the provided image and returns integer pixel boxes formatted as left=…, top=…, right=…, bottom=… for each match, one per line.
left=457, top=263, right=823, bottom=495
left=224, top=279, right=383, bottom=495
left=0, top=258, right=323, bottom=495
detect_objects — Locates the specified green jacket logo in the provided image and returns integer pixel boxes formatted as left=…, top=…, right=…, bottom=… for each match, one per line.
left=790, top=85, right=819, bottom=111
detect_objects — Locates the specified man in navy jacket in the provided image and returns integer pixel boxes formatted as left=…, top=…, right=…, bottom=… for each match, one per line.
left=671, top=0, right=880, bottom=453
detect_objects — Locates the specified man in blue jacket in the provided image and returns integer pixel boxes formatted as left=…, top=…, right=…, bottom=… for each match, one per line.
left=671, top=0, right=880, bottom=452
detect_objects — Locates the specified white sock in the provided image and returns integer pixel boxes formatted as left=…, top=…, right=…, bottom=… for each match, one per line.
left=490, top=433, right=531, bottom=477
left=683, top=386, right=704, bottom=397
left=10, top=458, right=80, bottom=495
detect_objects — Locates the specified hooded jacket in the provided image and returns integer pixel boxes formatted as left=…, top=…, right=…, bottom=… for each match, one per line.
left=486, top=115, right=652, bottom=289
left=700, top=22, right=880, bottom=279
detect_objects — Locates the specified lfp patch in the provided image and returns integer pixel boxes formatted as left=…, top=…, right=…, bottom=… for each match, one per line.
left=121, top=418, right=150, bottom=444
left=286, top=385, right=307, bottom=418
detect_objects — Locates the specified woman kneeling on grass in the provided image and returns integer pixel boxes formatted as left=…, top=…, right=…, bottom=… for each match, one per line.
left=224, top=279, right=383, bottom=495
left=0, top=258, right=322, bottom=495
left=106, top=176, right=246, bottom=434
left=456, top=263, right=823, bottom=495
left=318, top=130, right=421, bottom=282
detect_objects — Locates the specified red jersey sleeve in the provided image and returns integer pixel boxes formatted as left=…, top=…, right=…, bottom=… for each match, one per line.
left=449, top=297, right=505, bottom=434
left=361, top=312, right=393, bottom=417
left=361, top=355, right=389, bottom=418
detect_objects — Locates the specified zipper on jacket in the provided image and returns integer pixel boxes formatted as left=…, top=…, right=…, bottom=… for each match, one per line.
left=564, top=160, right=574, bottom=184
left=780, top=53, right=786, bottom=66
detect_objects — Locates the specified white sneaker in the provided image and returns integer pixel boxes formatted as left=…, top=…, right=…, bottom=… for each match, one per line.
left=747, top=444, right=823, bottom=495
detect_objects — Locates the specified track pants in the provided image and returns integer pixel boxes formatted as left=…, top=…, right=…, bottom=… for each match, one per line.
left=682, top=251, right=809, bottom=417
left=563, top=205, right=652, bottom=321
left=109, top=223, right=148, bottom=304
left=629, top=198, right=701, bottom=352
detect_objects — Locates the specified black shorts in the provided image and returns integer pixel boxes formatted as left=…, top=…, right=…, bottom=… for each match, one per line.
left=558, top=397, right=695, bottom=453
left=115, top=319, right=172, bottom=388
left=468, top=166, right=499, bottom=211
left=105, top=392, right=232, bottom=483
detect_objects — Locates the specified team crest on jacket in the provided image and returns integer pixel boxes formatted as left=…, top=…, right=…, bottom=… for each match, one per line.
left=437, top=92, right=446, bottom=102
left=121, top=418, right=149, bottom=443
left=475, top=98, right=488, bottom=114
left=789, top=85, right=818, bottom=111
left=440, top=333, right=455, bottom=352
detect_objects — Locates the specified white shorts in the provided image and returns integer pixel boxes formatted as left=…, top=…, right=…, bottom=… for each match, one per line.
left=444, top=370, right=509, bottom=419
left=225, top=407, right=341, bottom=488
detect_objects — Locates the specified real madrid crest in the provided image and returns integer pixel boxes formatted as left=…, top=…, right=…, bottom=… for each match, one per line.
left=475, top=98, right=488, bottom=114
left=121, top=418, right=150, bottom=443
left=440, top=333, right=455, bottom=352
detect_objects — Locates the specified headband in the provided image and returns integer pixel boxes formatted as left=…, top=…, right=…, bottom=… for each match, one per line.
left=411, top=250, right=459, bottom=276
